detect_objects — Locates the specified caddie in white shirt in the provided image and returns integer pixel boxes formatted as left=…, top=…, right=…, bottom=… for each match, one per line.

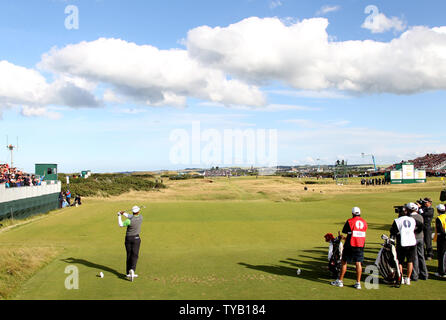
left=390, top=203, right=424, bottom=285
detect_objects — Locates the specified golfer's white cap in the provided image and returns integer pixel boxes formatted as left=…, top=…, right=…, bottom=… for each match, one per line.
left=132, top=206, right=141, bottom=213
left=352, top=207, right=361, bottom=216
left=406, top=203, right=418, bottom=211
left=437, top=204, right=446, bottom=212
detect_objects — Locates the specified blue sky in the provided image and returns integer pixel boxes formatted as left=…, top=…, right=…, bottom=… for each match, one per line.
left=0, top=0, right=445, bottom=173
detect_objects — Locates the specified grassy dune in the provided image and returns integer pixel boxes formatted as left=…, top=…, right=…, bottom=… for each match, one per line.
left=0, top=177, right=445, bottom=300
left=0, top=247, right=61, bottom=299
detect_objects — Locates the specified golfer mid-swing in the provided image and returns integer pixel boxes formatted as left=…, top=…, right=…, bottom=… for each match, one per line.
left=117, top=206, right=143, bottom=281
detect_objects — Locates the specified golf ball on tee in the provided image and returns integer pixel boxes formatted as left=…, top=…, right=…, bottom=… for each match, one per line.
left=296, top=269, right=301, bottom=276
left=99, top=272, right=104, bottom=278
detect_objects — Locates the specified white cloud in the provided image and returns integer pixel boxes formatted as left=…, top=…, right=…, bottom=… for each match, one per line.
left=0, top=60, right=50, bottom=107
left=21, top=106, right=62, bottom=120
left=362, top=12, right=406, bottom=34
left=0, top=60, right=101, bottom=119
left=110, top=107, right=148, bottom=115
left=270, top=0, right=282, bottom=9
left=39, top=38, right=266, bottom=108
left=316, top=5, right=340, bottom=16
left=187, top=17, right=446, bottom=94
left=198, top=102, right=319, bottom=112
left=268, top=89, right=349, bottom=99
left=283, top=118, right=350, bottom=129
left=2, top=16, right=446, bottom=120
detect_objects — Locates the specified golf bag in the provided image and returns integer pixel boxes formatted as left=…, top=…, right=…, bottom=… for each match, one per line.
left=375, top=235, right=401, bottom=286
left=325, top=233, right=344, bottom=279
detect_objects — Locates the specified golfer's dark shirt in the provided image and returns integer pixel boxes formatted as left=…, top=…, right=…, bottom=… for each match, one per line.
left=342, top=221, right=352, bottom=248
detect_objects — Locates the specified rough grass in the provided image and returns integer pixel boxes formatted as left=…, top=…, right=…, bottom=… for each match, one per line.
left=58, top=173, right=165, bottom=197
left=89, top=176, right=445, bottom=203
left=0, top=207, right=68, bottom=233
left=0, top=246, right=61, bottom=299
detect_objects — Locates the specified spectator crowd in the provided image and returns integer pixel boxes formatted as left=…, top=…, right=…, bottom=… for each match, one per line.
left=361, top=177, right=390, bottom=186
left=0, top=164, right=43, bottom=188
left=59, top=189, right=82, bottom=208
left=388, top=154, right=446, bottom=171
left=412, top=153, right=446, bottom=170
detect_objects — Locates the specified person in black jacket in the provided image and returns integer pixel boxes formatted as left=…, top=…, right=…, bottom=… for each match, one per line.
left=421, top=198, right=434, bottom=260
left=58, top=191, right=64, bottom=209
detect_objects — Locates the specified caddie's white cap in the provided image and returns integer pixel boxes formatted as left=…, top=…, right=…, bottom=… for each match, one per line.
left=437, top=204, right=446, bottom=212
left=406, top=203, right=418, bottom=211
left=132, top=206, right=141, bottom=213
left=352, top=207, right=361, bottom=216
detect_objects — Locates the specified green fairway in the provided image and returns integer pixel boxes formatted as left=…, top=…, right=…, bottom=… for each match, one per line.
left=1, top=178, right=445, bottom=300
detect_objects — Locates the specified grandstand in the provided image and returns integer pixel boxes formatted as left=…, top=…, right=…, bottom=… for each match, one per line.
left=0, top=164, right=61, bottom=220
left=386, top=153, right=446, bottom=178
left=388, top=153, right=446, bottom=170
left=411, top=153, right=446, bottom=170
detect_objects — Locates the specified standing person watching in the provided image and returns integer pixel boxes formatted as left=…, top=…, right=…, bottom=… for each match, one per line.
left=411, top=205, right=428, bottom=281
left=331, top=207, right=368, bottom=290
left=58, top=192, right=64, bottom=209
left=434, top=204, right=446, bottom=278
left=66, top=189, right=72, bottom=206
left=390, top=203, right=423, bottom=285
left=421, top=198, right=434, bottom=260
left=118, top=206, right=143, bottom=281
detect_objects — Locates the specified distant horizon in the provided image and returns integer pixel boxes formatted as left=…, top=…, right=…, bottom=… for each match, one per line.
left=3, top=159, right=439, bottom=175
left=1, top=1, right=445, bottom=174
left=57, top=163, right=395, bottom=175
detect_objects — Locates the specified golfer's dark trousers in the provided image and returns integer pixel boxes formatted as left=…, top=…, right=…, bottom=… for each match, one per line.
left=438, top=236, right=446, bottom=275
left=125, top=235, right=141, bottom=274
left=412, top=238, right=428, bottom=280
left=424, top=226, right=433, bottom=258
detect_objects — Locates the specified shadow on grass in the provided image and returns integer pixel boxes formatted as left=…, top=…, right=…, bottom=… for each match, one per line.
left=239, top=246, right=382, bottom=285
left=334, top=221, right=392, bottom=233
left=61, top=257, right=128, bottom=280
left=367, top=223, right=392, bottom=232
left=426, top=259, right=446, bottom=281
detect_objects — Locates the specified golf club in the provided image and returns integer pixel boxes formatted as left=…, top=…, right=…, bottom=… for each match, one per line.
left=118, top=205, right=147, bottom=214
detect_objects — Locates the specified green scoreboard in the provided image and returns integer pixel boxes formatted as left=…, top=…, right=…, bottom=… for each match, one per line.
left=35, top=164, right=58, bottom=181
left=387, top=162, right=426, bottom=184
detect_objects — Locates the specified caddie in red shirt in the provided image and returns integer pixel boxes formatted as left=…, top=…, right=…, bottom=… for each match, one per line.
left=331, top=207, right=368, bottom=290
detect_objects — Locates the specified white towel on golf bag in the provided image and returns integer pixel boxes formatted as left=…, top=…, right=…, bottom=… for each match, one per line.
left=328, top=242, right=343, bottom=262
left=328, top=243, right=333, bottom=262
left=375, top=248, right=383, bottom=266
